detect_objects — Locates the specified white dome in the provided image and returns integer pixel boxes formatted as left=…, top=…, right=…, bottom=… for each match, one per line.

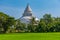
left=20, top=16, right=32, bottom=24
left=35, top=18, right=39, bottom=21
left=22, top=16, right=32, bottom=19
left=20, top=16, right=39, bottom=24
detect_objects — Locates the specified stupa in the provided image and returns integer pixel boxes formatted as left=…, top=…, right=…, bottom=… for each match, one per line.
left=20, top=4, right=39, bottom=24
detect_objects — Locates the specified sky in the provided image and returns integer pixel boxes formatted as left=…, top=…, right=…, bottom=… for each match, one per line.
left=0, top=0, right=60, bottom=19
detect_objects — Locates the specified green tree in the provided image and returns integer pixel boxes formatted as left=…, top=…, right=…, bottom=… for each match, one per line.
left=15, top=19, right=26, bottom=32
left=37, top=14, right=54, bottom=32
left=53, top=17, right=60, bottom=32
left=0, top=12, right=15, bottom=33
left=28, top=17, right=38, bottom=32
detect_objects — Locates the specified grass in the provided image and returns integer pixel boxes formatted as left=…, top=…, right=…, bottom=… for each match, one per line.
left=0, top=32, right=60, bottom=40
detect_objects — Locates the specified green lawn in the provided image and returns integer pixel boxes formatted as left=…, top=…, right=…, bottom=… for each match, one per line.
left=0, top=33, right=60, bottom=40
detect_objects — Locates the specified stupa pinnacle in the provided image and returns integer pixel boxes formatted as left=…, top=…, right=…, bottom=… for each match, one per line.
left=23, top=4, right=32, bottom=17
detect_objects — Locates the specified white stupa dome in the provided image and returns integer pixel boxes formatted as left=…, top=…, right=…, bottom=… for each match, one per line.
left=35, top=18, right=39, bottom=21
left=20, top=16, right=39, bottom=24
left=20, top=16, right=32, bottom=24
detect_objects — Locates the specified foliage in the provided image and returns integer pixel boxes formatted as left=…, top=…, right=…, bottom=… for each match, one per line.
left=0, top=12, right=15, bottom=33
left=0, top=12, right=60, bottom=33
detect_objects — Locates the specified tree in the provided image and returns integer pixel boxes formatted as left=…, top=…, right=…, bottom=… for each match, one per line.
left=0, top=12, right=15, bottom=33
left=15, top=19, right=26, bottom=32
left=53, top=17, right=60, bottom=32
left=28, top=17, right=38, bottom=32
left=37, top=14, right=54, bottom=32
left=5, top=17, right=15, bottom=33
left=0, top=12, right=9, bottom=33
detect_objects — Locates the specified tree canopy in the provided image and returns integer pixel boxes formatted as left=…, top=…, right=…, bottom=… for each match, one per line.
left=0, top=12, right=60, bottom=33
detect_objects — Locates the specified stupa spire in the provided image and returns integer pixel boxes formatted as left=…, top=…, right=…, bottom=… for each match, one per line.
left=23, top=3, right=32, bottom=17
left=24, top=3, right=32, bottom=12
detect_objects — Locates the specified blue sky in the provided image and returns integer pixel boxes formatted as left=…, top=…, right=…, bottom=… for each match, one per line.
left=0, top=0, right=60, bottom=19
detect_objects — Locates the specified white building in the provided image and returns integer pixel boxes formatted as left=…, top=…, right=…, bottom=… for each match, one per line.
left=20, top=4, right=39, bottom=24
